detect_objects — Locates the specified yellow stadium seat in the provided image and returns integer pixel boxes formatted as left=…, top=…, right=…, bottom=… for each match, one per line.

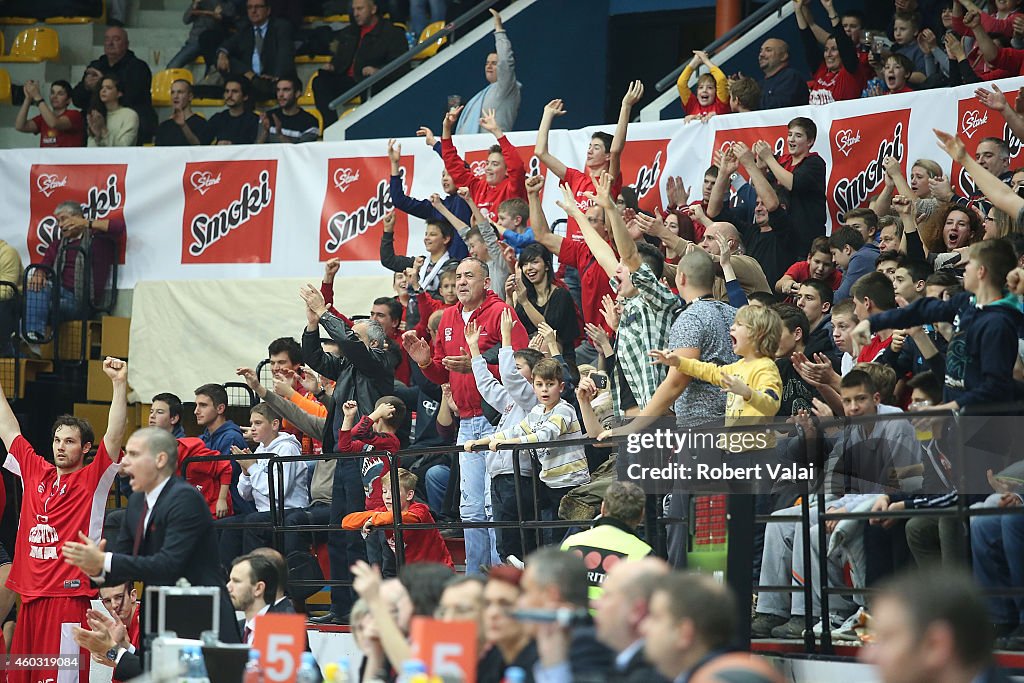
left=0, top=69, right=11, bottom=104
left=151, top=68, right=193, bottom=106
left=46, top=15, right=96, bottom=23
left=0, top=17, right=35, bottom=25
left=298, top=71, right=317, bottom=106
left=0, top=27, right=60, bottom=63
left=412, top=21, right=447, bottom=61
left=308, top=107, right=323, bottom=136
left=0, top=32, right=5, bottom=56
left=322, top=14, right=349, bottom=22
left=295, top=54, right=330, bottom=64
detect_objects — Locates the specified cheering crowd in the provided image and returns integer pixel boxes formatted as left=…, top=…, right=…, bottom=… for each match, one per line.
left=7, top=0, right=1024, bottom=680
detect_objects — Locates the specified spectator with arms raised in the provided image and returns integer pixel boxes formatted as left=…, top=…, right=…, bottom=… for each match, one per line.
left=455, top=9, right=521, bottom=135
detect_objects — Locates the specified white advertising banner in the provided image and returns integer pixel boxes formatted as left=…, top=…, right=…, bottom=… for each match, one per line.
left=1, top=77, right=1023, bottom=290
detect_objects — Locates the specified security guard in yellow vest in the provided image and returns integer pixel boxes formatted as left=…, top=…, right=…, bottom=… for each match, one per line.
left=561, top=481, right=652, bottom=604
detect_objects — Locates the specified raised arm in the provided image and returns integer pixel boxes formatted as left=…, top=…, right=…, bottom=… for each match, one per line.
left=557, top=183, right=618, bottom=277
left=935, top=128, right=1024, bottom=217
left=534, top=99, right=569, bottom=180
left=595, top=172, right=640, bottom=271
left=734, top=142, right=780, bottom=212
left=526, top=175, right=562, bottom=254
left=965, top=9, right=1000, bottom=64
left=431, top=192, right=469, bottom=232
left=102, top=357, right=128, bottom=462
left=707, top=148, right=738, bottom=219
left=754, top=139, right=794, bottom=191
left=0, top=375, right=22, bottom=451
left=676, top=54, right=700, bottom=107
left=976, top=84, right=1024, bottom=148
left=609, top=80, right=644, bottom=180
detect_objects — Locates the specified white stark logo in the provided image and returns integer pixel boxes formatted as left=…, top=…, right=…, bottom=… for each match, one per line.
left=190, top=171, right=222, bottom=196
left=36, top=174, right=68, bottom=198
left=333, top=167, right=360, bottom=193
left=833, top=129, right=862, bottom=158
left=961, top=110, right=989, bottom=140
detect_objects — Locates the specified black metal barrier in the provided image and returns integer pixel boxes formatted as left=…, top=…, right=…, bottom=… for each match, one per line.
left=174, top=403, right=1024, bottom=650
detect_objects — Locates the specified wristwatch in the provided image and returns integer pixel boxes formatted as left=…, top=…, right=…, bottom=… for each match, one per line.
left=33, top=98, right=43, bottom=106
left=105, top=646, right=124, bottom=663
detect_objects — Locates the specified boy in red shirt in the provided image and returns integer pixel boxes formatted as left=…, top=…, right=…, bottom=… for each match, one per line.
left=851, top=272, right=897, bottom=362
left=776, top=237, right=842, bottom=297
left=342, top=469, right=454, bottom=569
left=338, top=397, right=405, bottom=574
left=441, top=107, right=526, bottom=221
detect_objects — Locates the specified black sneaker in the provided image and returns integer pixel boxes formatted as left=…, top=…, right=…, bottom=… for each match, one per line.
left=23, top=331, right=45, bottom=344
left=751, top=613, right=788, bottom=638
left=771, top=615, right=809, bottom=639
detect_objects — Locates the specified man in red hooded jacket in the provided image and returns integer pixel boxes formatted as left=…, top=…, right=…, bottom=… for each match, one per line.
left=403, top=257, right=529, bottom=573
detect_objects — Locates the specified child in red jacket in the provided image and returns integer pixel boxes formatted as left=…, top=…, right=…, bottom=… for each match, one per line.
left=342, top=468, right=454, bottom=569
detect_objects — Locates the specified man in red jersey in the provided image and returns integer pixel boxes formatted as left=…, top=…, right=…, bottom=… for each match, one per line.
left=440, top=106, right=526, bottom=221
left=0, top=356, right=127, bottom=683
left=534, top=81, right=643, bottom=246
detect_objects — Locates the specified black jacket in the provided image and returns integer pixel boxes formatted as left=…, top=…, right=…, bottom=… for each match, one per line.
left=301, top=313, right=394, bottom=451
left=107, top=476, right=240, bottom=644
left=330, top=18, right=409, bottom=89
left=71, top=50, right=157, bottom=143
left=220, top=17, right=295, bottom=78
left=610, top=645, right=669, bottom=683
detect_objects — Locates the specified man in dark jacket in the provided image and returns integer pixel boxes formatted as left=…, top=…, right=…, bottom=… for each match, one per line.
left=299, top=284, right=394, bottom=624
left=216, top=0, right=295, bottom=102
left=71, top=27, right=157, bottom=143
left=312, top=0, right=409, bottom=127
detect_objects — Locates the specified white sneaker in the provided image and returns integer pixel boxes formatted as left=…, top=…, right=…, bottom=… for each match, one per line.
left=506, top=555, right=525, bottom=570
left=810, top=612, right=849, bottom=638
left=831, top=607, right=870, bottom=642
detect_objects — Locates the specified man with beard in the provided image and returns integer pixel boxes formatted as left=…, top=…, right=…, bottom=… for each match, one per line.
left=208, top=76, right=259, bottom=145
left=256, top=76, right=318, bottom=143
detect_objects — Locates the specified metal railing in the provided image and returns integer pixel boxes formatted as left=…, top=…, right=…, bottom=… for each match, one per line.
left=654, top=0, right=790, bottom=94
left=327, top=0, right=503, bottom=112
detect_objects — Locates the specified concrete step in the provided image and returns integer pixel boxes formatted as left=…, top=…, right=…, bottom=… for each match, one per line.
left=1, top=61, right=71, bottom=85
left=0, top=126, right=34, bottom=149
left=136, top=9, right=186, bottom=29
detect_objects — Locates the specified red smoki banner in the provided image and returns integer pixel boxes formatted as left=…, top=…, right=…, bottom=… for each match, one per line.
left=28, top=164, right=128, bottom=264
left=827, top=109, right=912, bottom=225
left=954, top=90, right=1022, bottom=197
left=181, top=160, right=277, bottom=264
left=713, top=124, right=790, bottom=181
left=617, top=138, right=670, bottom=212
left=320, top=156, right=411, bottom=261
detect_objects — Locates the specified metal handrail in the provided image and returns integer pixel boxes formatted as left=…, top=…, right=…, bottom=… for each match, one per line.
left=655, top=0, right=791, bottom=93
left=328, top=0, right=503, bottom=112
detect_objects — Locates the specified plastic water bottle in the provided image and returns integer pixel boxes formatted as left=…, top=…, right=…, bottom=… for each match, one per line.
left=180, top=645, right=209, bottom=683
left=397, top=660, right=428, bottom=683
left=502, top=667, right=527, bottom=683
left=323, top=660, right=350, bottom=683
left=406, top=30, right=417, bottom=48
left=296, top=652, right=320, bottom=683
left=243, top=649, right=263, bottom=683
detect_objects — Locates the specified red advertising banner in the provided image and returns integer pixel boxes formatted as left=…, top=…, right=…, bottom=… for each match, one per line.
left=28, top=164, right=128, bottom=264
left=827, top=109, right=912, bottom=225
left=181, top=160, right=277, bottom=264
left=320, top=156, right=411, bottom=261
left=713, top=125, right=790, bottom=181
left=617, top=138, right=670, bottom=212
left=954, top=90, right=1022, bottom=197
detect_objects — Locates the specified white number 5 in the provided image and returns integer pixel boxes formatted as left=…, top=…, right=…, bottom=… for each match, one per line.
left=264, top=633, right=297, bottom=682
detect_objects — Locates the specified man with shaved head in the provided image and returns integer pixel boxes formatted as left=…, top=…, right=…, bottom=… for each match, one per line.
left=699, top=222, right=772, bottom=300
left=594, top=558, right=671, bottom=683
left=71, top=26, right=157, bottom=142
left=757, top=37, right=809, bottom=109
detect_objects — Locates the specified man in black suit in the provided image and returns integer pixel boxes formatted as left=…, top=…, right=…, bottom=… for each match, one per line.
left=248, top=546, right=297, bottom=615
left=228, top=553, right=281, bottom=645
left=215, top=0, right=295, bottom=102
left=861, top=568, right=1013, bottom=683
left=593, top=558, right=670, bottom=683
left=63, top=427, right=241, bottom=655
left=521, top=548, right=614, bottom=683
left=312, top=0, right=409, bottom=127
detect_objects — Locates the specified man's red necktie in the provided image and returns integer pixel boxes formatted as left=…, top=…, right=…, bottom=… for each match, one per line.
left=131, top=500, right=149, bottom=556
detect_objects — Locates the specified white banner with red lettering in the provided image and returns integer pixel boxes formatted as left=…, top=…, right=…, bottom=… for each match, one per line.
left=2, top=76, right=1022, bottom=289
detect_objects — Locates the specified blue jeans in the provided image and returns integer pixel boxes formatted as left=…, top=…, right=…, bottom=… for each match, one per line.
left=458, top=415, right=500, bottom=574
left=409, top=0, right=446, bottom=36
left=329, top=456, right=368, bottom=617
left=971, top=513, right=1024, bottom=626
left=425, top=464, right=450, bottom=514
left=25, top=285, right=81, bottom=337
